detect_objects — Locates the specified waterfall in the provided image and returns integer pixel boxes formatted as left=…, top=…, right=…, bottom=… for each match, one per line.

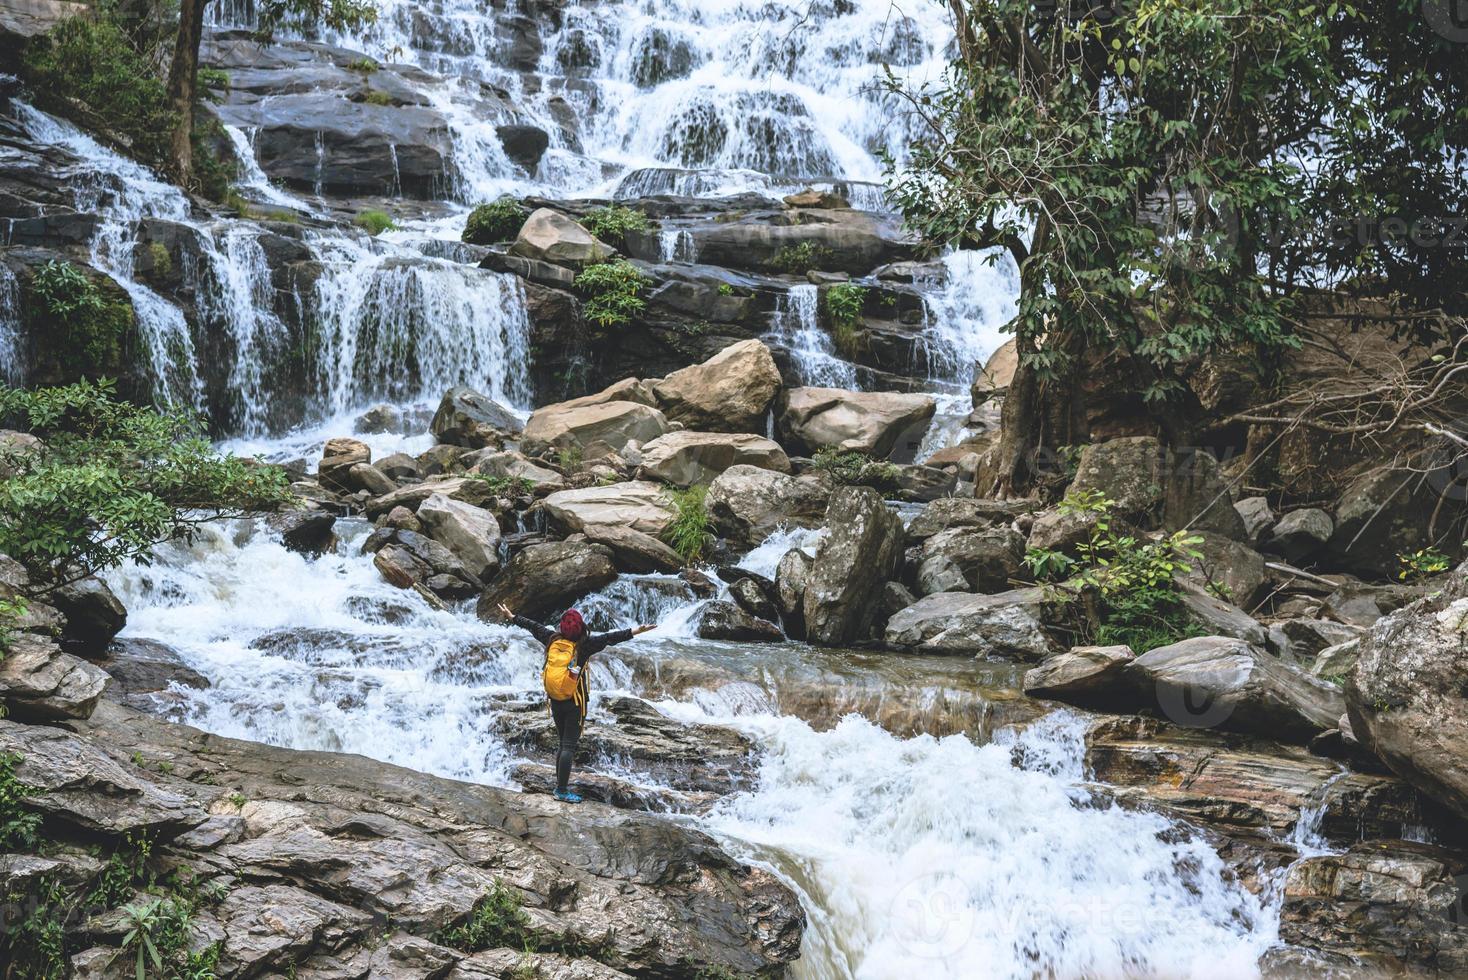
left=199, top=224, right=291, bottom=433
left=770, top=283, right=858, bottom=389
left=918, top=249, right=1020, bottom=388
left=221, top=124, right=314, bottom=214
left=0, top=265, right=23, bottom=384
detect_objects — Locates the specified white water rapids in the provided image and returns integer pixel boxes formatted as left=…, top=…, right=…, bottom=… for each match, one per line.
left=106, top=518, right=1283, bottom=978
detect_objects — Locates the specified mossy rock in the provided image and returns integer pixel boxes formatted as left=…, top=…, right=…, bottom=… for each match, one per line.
left=9, top=250, right=144, bottom=396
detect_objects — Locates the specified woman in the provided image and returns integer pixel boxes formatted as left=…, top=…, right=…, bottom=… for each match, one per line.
left=499, top=603, right=655, bottom=803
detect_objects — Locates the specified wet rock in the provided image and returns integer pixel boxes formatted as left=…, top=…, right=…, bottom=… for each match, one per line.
left=1266, top=508, right=1335, bottom=562
left=1347, top=570, right=1468, bottom=817
left=348, top=461, right=397, bottom=496
left=384, top=506, right=422, bottom=533
left=476, top=540, right=617, bottom=621
left=521, top=400, right=671, bottom=459
left=318, top=437, right=371, bottom=494
left=417, top=444, right=468, bottom=477
left=353, top=403, right=404, bottom=435
left=1023, top=645, right=1136, bottom=708
left=267, top=509, right=337, bottom=556
left=1275, top=841, right=1468, bottom=976
left=774, top=547, right=813, bottom=640
left=0, top=717, right=206, bottom=835
left=97, top=637, right=209, bottom=705
left=697, top=601, right=783, bottom=643
left=803, top=487, right=905, bottom=646
left=1274, top=618, right=1364, bottom=662
left=884, top=588, right=1056, bottom=659
left=509, top=208, right=613, bottom=267
left=365, top=477, right=496, bottom=517
left=688, top=207, right=914, bottom=276
left=776, top=387, right=936, bottom=462
left=729, top=576, right=779, bottom=624
left=417, top=493, right=502, bottom=580
left=1312, top=639, right=1361, bottom=679
left=431, top=385, right=524, bottom=449
left=893, top=463, right=957, bottom=502
left=540, top=482, right=677, bottom=537
left=49, top=575, right=127, bottom=653
left=905, top=497, right=1033, bottom=542
left=639, top=431, right=789, bottom=487
left=1234, top=496, right=1276, bottom=544
left=578, top=523, right=683, bottom=574
left=706, top=465, right=833, bottom=547
left=452, top=947, right=634, bottom=980
left=1127, top=635, right=1345, bottom=742
left=650, top=339, right=783, bottom=434
left=464, top=450, right=567, bottom=495
left=915, top=525, right=1026, bottom=596
left=878, top=581, right=917, bottom=624
left=375, top=452, right=421, bottom=482
left=0, top=633, right=110, bottom=721
left=496, top=123, right=550, bottom=174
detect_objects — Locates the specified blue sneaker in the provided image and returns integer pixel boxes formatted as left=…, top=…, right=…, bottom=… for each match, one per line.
left=554, top=789, right=583, bottom=803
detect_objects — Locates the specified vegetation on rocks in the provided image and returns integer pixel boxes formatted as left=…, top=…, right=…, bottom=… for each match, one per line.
left=579, top=204, right=651, bottom=248
left=574, top=259, right=650, bottom=328
left=1398, top=546, right=1451, bottom=583
left=663, top=485, right=713, bottom=562
left=24, top=261, right=136, bottom=378
left=0, top=596, right=26, bottom=655
left=463, top=198, right=527, bottom=244
left=434, top=880, right=533, bottom=952
left=0, top=752, right=41, bottom=850
left=822, top=283, right=866, bottom=357
left=354, top=208, right=396, bottom=235
left=1027, top=490, right=1206, bottom=652
left=811, top=447, right=900, bottom=493
left=0, top=380, right=293, bottom=589
left=771, top=241, right=832, bottom=274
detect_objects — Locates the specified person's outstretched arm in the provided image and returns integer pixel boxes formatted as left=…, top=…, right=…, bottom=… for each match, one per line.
left=577, top=623, right=656, bottom=663
left=499, top=604, right=556, bottom=645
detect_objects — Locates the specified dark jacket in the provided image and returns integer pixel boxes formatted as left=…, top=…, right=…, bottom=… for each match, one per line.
left=511, top=615, right=634, bottom=667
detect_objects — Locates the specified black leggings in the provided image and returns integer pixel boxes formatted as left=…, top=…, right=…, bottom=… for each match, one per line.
left=550, top=697, right=583, bottom=792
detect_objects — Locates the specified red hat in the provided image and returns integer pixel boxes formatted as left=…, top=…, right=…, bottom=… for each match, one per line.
left=559, top=609, right=585, bottom=640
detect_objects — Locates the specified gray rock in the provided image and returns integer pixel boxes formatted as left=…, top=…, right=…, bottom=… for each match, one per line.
left=510, top=208, right=613, bottom=267
left=1127, top=635, right=1345, bottom=742
left=729, top=576, right=779, bottom=624
left=915, top=525, right=1025, bottom=595
left=353, top=403, right=404, bottom=435
left=803, top=487, right=905, bottom=646
left=579, top=523, right=684, bottom=574
left=476, top=541, right=617, bottom=621
left=540, top=482, right=677, bottom=537
left=650, top=339, right=783, bottom=434
left=348, top=461, right=397, bottom=496
left=376, top=452, right=421, bottom=482
left=906, top=498, right=1032, bottom=541
left=884, top=588, right=1057, bottom=659
left=1025, top=507, right=1104, bottom=556
left=774, top=547, right=813, bottom=640
left=706, top=465, right=833, bottom=547
left=318, top=437, right=371, bottom=494
left=1161, top=448, right=1247, bottom=539
left=1266, top=508, right=1334, bottom=562
left=417, top=493, right=502, bottom=580
left=98, top=637, right=209, bottom=701
left=1178, top=582, right=1269, bottom=647
left=776, top=387, right=936, bottom=462
left=1233, top=496, right=1275, bottom=544
left=1329, top=468, right=1458, bottom=578
left=431, top=386, right=523, bottom=449
left=1312, top=639, right=1360, bottom=679
left=50, top=575, right=128, bottom=652
left=1070, top=437, right=1165, bottom=526
left=1275, top=618, right=1364, bottom=661
left=1023, top=645, right=1136, bottom=708
left=639, top=431, right=790, bottom=487
left=267, top=509, right=337, bottom=556
left=697, top=601, right=783, bottom=643
left=0, top=633, right=110, bottom=721
left=464, top=450, right=566, bottom=496
left=1178, top=531, right=1268, bottom=608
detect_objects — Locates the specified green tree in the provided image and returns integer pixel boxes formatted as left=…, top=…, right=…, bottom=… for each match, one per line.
left=890, top=0, right=1468, bottom=495
left=0, top=380, right=293, bottom=590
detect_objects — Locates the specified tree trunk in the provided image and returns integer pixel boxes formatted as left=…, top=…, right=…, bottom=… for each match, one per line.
left=166, top=0, right=207, bottom=186
left=986, top=333, right=1086, bottom=498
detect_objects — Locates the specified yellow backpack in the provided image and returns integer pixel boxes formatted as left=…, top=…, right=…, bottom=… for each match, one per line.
left=543, top=637, right=586, bottom=705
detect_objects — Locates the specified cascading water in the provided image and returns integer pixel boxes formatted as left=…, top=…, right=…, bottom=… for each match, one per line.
left=771, top=283, right=859, bottom=389
left=0, top=264, right=23, bottom=384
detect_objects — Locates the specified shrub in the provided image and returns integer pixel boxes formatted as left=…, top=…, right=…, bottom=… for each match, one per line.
left=811, top=447, right=900, bottom=493
left=463, top=198, right=527, bottom=244
left=346, top=56, right=379, bottom=72
left=823, top=283, right=866, bottom=357
left=0, top=595, right=28, bottom=656
left=0, top=752, right=41, bottom=851
left=355, top=209, right=396, bottom=235
left=146, top=242, right=174, bottom=281
left=361, top=89, right=393, bottom=106
left=436, top=881, right=533, bottom=952
left=25, top=260, right=135, bottom=376
left=1399, top=546, right=1451, bottom=583
left=0, top=380, right=294, bottom=587
left=771, top=241, right=832, bottom=274
left=468, top=474, right=533, bottom=497
left=663, top=485, right=712, bottom=563
left=1029, top=489, right=1207, bottom=653
left=579, top=204, right=651, bottom=248
left=574, top=260, right=649, bottom=328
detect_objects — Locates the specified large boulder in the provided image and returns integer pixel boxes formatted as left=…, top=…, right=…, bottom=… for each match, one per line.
left=1177, top=582, right=1269, bottom=647
left=521, top=401, right=671, bottom=459
left=1177, top=532, right=1268, bottom=608
left=774, top=547, right=813, bottom=640
left=775, top=387, right=935, bottom=462
left=650, top=340, right=783, bottom=434
left=318, top=437, right=371, bottom=494
left=1128, top=635, right=1345, bottom=742
left=578, top=524, right=684, bottom=574
left=802, top=487, right=905, bottom=646
left=697, top=601, right=783, bottom=643
left=1265, top=508, right=1334, bottom=562
left=905, top=498, right=1034, bottom=542
left=540, top=482, right=678, bottom=537
left=915, top=525, right=1026, bottom=595
left=1346, top=568, right=1468, bottom=816
left=639, top=432, right=790, bottom=487
left=0, top=633, right=110, bottom=721
left=49, top=576, right=128, bottom=653
left=883, top=588, right=1057, bottom=659
left=430, top=386, right=523, bottom=449
left=416, top=494, right=502, bottom=580
left=476, top=541, right=617, bottom=621
left=1023, top=645, right=1136, bottom=708
left=705, top=466, right=834, bottom=547
left=1160, top=448, right=1247, bottom=539
left=463, top=450, right=566, bottom=495
left=509, top=208, right=614, bottom=267
left=365, top=476, right=497, bottom=517
left=1328, top=468, right=1458, bottom=576
left=1069, top=437, right=1165, bottom=525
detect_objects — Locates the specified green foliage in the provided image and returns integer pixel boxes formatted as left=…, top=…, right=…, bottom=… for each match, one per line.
left=771, top=241, right=832, bottom=274
left=573, top=260, right=649, bottom=328
left=251, top=0, right=377, bottom=39
left=0, top=380, right=294, bottom=588
left=463, top=198, right=527, bottom=244
left=0, top=752, right=42, bottom=852
left=1399, top=546, right=1451, bottom=582
left=811, top=448, right=901, bottom=494
left=354, top=209, right=396, bottom=235
left=362, top=88, right=393, bottom=106
left=663, top=485, right=712, bottom=563
left=1033, top=490, right=1206, bottom=652
left=147, top=243, right=174, bottom=281
left=25, top=261, right=135, bottom=377
left=716, top=283, right=734, bottom=296
left=0, top=595, right=26, bottom=655
left=436, top=881, right=533, bottom=952
left=555, top=445, right=583, bottom=475
left=197, top=68, right=230, bottom=92
left=346, top=56, right=379, bottom=72
left=888, top=0, right=1468, bottom=470
left=21, top=13, right=174, bottom=165
left=823, top=283, right=867, bottom=357
left=468, top=474, right=533, bottom=497
left=579, top=205, right=651, bottom=247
